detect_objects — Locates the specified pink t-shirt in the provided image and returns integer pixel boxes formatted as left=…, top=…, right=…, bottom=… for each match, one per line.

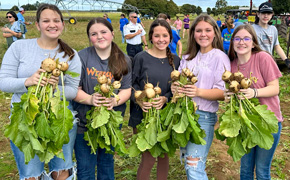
left=231, top=51, right=283, bottom=122
left=174, top=20, right=182, bottom=30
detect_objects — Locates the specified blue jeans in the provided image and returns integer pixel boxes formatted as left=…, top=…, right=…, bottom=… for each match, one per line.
left=240, top=122, right=282, bottom=180
left=74, top=133, right=114, bottom=180
left=180, top=110, right=217, bottom=180
left=121, top=30, right=125, bottom=43
left=11, top=123, right=77, bottom=180
left=177, top=29, right=181, bottom=36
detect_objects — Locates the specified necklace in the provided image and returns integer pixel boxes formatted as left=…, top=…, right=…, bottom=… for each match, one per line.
left=158, top=58, right=165, bottom=64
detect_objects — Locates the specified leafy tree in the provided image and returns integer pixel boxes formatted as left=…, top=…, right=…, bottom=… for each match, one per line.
left=10, top=5, right=19, bottom=11
left=215, top=0, right=228, bottom=15
left=196, top=6, right=202, bottom=15
left=180, top=4, right=196, bottom=15
left=207, top=7, right=211, bottom=15
left=211, top=8, right=217, bottom=16
left=272, top=0, right=290, bottom=14
left=165, top=0, right=179, bottom=17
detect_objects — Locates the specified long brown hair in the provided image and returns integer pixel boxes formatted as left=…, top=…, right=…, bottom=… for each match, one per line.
left=148, top=19, right=175, bottom=69
left=86, top=17, right=128, bottom=80
left=36, top=4, right=74, bottom=59
left=228, top=24, right=263, bottom=61
left=184, top=14, right=223, bottom=60
left=226, top=18, right=234, bottom=33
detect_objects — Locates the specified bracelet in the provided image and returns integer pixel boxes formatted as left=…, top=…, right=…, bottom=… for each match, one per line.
left=253, top=88, right=257, bottom=98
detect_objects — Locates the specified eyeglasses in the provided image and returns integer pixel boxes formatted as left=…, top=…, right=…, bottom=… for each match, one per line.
left=233, top=37, right=252, bottom=43
left=6, top=16, right=13, bottom=19
left=132, top=16, right=137, bottom=18
left=103, top=16, right=106, bottom=18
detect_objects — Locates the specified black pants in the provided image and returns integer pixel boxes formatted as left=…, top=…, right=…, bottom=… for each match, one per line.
left=126, top=43, right=143, bottom=59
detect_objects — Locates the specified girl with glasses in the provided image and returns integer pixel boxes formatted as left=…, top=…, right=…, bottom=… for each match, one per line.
left=226, top=24, right=283, bottom=180
left=2, top=11, right=25, bottom=47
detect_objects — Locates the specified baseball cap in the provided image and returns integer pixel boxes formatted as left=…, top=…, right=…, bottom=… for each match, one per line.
left=19, top=7, right=24, bottom=11
left=258, top=2, right=273, bottom=13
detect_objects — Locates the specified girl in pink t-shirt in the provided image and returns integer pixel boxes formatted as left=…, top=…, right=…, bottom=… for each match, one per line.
left=226, top=24, right=282, bottom=180
left=173, top=16, right=182, bottom=36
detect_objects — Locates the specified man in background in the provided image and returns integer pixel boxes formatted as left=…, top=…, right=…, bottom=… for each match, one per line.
left=17, top=7, right=30, bottom=38
left=123, top=12, right=148, bottom=58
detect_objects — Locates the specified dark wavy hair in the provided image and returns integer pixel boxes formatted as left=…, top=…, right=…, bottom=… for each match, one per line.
left=86, top=17, right=129, bottom=80
left=36, top=4, right=75, bottom=59
left=6, top=11, right=18, bottom=21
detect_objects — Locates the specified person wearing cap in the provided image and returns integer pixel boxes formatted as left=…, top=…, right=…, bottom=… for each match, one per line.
left=119, top=13, right=129, bottom=43
left=17, top=7, right=30, bottom=38
left=252, top=2, right=290, bottom=69
left=123, top=12, right=148, bottom=58
left=2, top=11, right=25, bottom=47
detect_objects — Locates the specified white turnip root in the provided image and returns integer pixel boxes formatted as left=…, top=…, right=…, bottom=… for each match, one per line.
left=41, top=58, right=56, bottom=72
left=145, top=88, right=156, bottom=99
left=171, top=70, right=180, bottom=81
left=240, top=78, right=252, bottom=89
left=100, top=83, right=110, bottom=93
left=229, top=80, right=240, bottom=93
left=57, top=62, right=69, bottom=72
left=97, top=75, right=108, bottom=84
left=52, top=68, right=61, bottom=77
left=222, top=70, right=233, bottom=82
left=233, top=71, right=244, bottom=82
left=112, top=81, right=121, bottom=89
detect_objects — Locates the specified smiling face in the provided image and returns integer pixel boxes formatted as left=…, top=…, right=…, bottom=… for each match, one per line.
left=151, top=25, right=170, bottom=51
left=233, top=29, right=254, bottom=57
left=194, top=20, right=215, bottom=53
left=257, top=12, right=273, bottom=25
left=36, top=9, right=64, bottom=40
left=89, top=23, right=114, bottom=51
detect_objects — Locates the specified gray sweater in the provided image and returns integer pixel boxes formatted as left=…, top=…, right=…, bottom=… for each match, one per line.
left=0, top=38, right=81, bottom=105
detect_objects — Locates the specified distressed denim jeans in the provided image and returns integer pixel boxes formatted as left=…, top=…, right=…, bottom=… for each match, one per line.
left=180, top=110, right=217, bottom=180
left=240, top=122, right=282, bottom=180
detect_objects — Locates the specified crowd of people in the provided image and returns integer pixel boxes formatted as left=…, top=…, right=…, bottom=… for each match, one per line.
left=0, top=1, right=289, bottom=180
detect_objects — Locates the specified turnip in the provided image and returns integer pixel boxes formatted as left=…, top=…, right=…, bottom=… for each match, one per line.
left=222, top=70, right=233, bottom=82
left=171, top=70, right=180, bottom=81
left=57, top=62, right=69, bottom=72
left=229, top=80, right=240, bottom=93
left=41, top=58, right=56, bottom=72
left=107, top=78, right=112, bottom=85
left=134, top=90, right=143, bottom=100
left=97, top=75, right=108, bottom=84
left=52, top=68, right=61, bottom=77
left=144, top=83, right=154, bottom=90
left=100, top=83, right=110, bottom=93
left=182, top=68, right=191, bottom=77
left=191, top=76, right=198, bottom=84
left=240, top=78, right=252, bottom=89
left=233, top=71, right=244, bottom=82
left=145, top=88, right=156, bottom=99
left=112, top=81, right=121, bottom=89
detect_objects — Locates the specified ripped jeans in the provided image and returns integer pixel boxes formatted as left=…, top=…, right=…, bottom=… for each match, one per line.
left=180, top=110, right=217, bottom=180
left=10, top=122, right=77, bottom=180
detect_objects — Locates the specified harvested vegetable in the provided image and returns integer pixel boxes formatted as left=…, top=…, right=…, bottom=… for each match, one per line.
left=215, top=71, right=278, bottom=162
left=5, top=55, right=79, bottom=164
left=84, top=74, right=127, bottom=156
left=129, top=82, right=178, bottom=158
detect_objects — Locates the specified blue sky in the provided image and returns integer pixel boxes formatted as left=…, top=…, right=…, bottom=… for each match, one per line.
left=1, top=0, right=266, bottom=11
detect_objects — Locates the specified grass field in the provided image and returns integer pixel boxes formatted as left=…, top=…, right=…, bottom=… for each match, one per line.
left=0, top=11, right=290, bottom=180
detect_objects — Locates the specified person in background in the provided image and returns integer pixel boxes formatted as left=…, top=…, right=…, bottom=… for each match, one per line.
left=183, top=14, right=190, bottom=38
left=221, top=18, right=234, bottom=54
left=2, top=11, right=24, bottom=47
left=137, top=14, right=145, bottom=29
left=157, top=13, right=182, bottom=58
left=226, top=24, right=282, bottom=180
left=73, top=17, right=131, bottom=180
left=252, top=1, right=290, bottom=69
left=119, top=13, right=129, bottom=43
left=129, top=19, right=180, bottom=180
left=234, top=15, right=239, bottom=22
left=173, top=16, right=183, bottom=36
left=123, top=12, right=148, bottom=58
left=172, top=14, right=230, bottom=180
left=216, top=17, right=222, bottom=28
left=17, top=7, right=30, bottom=38
left=0, top=4, right=81, bottom=180
left=103, top=13, right=111, bottom=23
